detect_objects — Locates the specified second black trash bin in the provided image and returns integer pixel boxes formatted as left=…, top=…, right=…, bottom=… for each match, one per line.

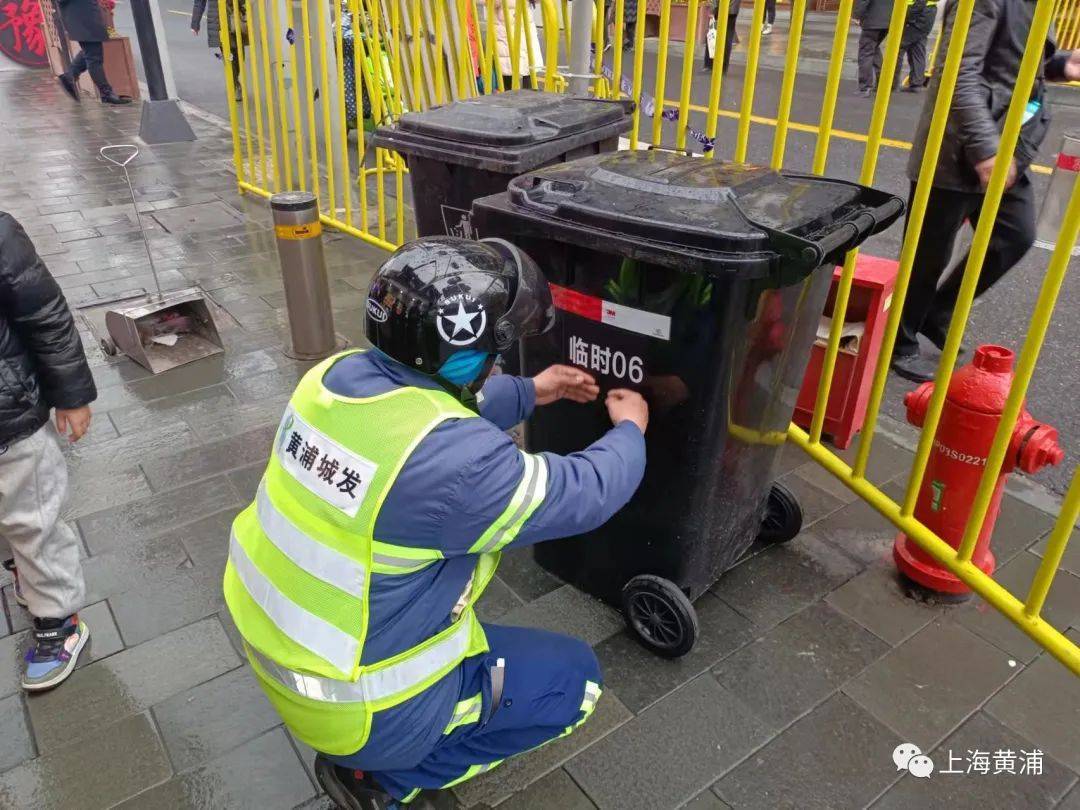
left=472, top=150, right=903, bottom=657
left=372, top=90, right=633, bottom=240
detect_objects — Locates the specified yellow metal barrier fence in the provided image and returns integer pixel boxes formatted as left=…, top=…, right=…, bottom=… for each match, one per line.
left=223, top=0, right=1079, bottom=675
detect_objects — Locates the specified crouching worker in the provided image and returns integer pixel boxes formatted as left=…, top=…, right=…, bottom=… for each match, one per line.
left=224, top=237, right=648, bottom=809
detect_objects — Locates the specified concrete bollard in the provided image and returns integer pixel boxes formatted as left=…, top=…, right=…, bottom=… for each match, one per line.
left=1034, top=132, right=1080, bottom=256
left=271, top=191, right=339, bottom=360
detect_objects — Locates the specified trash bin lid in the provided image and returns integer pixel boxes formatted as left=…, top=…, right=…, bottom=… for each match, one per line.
left=485, top=150, right=904, bottom=279
left=395, top=90, right=632, bottom=147
left=373, top=91, right=635, bottom=174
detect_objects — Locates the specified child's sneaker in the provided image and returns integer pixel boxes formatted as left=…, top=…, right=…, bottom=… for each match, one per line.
left=21, top=615, right=89, bottom=691
left=2, top=559, right=27, bottom=608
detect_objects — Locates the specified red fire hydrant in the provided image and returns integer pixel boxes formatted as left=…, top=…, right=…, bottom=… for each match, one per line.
left=894, top=345, right=1064, bottom=596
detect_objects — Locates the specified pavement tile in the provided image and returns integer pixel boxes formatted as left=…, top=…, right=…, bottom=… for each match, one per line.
left=776, top=470, right=847, bottom=526
left=77, top=475, right=241, bottom=554
left=25, top=617, right=240, bottom=753
left=475, top=576, right=525, bottom=623
left=113, top=728, right=315, bottom=809
left=82, top=531, right=191, bottom=604
left=67, top=421, right=198, bottom=480
left=710, top=532, right=861, bottom=631
left=1061, top=785, right=1080, bottom=810
left=140, top=423, right=275, bottom=492
left=811, top=481, right=904, bottom=569
left=153, top=666, right=283, bottom=772
left=0, top=694, right=34, bottom=773
left=1031, top=525, right=1080, bottom=577
left=825, top=562, right=944, bottom=645
left=791, top=460, right=860, bottom=505
left=498, top=585, right=624, bottom=647
left=495, top=548, right=565, bottom=603
left=79, top=599, right=125, bottom=665
left=567, top=675, right=771, bottom=810
left=842, top=621, right=1021, bottom=748
left=872, top=711, right=1077, bottom=810
left=496, top=768, right=595, bottom=810
left=954, top=552, right=1080, bottom=663
left=0, top=712, right=171, bottom=809
left=984, top=629, right=1080, bottom=774
left=987, top=492, right=1059, bottom=563
left=685, top=791, right=732, bottom=810
left=174, top=507, right=243, bottom=569
left=107, top=382, right=236, bottom=435
left=229, top=462, right=267, bottom=503
left=64, top=464, right=152, bottom=521
left=453, top=690, right=632, bottom=808
left=594, top=592, right=756, bottom=714
left=713, top=602, right=889, bottom=730
left=714, top=693, right=901, bottom=810
left=109, top=564, right=226, bottom=646
left=833, top=436, right=916, bottom=486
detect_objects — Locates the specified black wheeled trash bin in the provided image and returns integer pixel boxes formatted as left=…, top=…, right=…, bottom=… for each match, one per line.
left=471, top=150, right=904, bottom=658
left=372, top=90, right=634, bottom=241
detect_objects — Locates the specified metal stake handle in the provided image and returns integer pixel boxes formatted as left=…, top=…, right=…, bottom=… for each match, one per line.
left=99, top=145, right=164, bottom=301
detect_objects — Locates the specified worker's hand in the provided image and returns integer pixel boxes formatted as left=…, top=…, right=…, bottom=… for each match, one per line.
left=55, top=406, right=92, bottom=443
left=532, top=365, right=600, bottom=406
left=606, top=389, right=648, bottom=434
left=974, top=155, right=1017, bottom=191
left=191, top=26, right=200, bottom=36
left=1065, top=50, right=1080, bottom=81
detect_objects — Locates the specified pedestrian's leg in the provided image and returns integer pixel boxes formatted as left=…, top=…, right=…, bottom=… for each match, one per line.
left=370, top=625, right=602, bottom=800
left=895, top=184, right=972, bottom=356
left=79, top=41, right=117, bottom=97
left=68, top=49, right=87, bottom=79
left=722, top=13, right=738, bottom=74
left=909, top=36, right=928, bottom=87
left=925, top=179, right=1037, bottom=336
left=0, top=423, right=89, bottom=691
left=857, top=29, right=879, bottom=90
left=765, top=0, right=776, bottom=25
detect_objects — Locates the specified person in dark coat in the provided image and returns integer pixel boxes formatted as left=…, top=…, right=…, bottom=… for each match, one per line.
left=892, top=0, right=1080, bottom=381
left=55, top=0, right=131, bottom=104
left=191, top=0, right=247, bottom=94
left=703, top=0, right=740, bottom=75
left=853, top=0, right=893, bottom=95
left=896, top=0, right=938, bottom=91
left=0, top=212, right=96, bottom=692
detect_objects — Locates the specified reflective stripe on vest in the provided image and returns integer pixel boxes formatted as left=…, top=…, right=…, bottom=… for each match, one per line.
left=230, top=531, right=359, bottom=675
left=246, top=606, right=476, bottom=704
left=255, top=482, right=366, bottom=597
left=469, top=451, right=548, bottom=554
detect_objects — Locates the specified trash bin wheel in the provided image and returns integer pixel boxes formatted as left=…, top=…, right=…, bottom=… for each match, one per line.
left=100, top=337, right=117, bottom=357
left=621, top=575, right=699, bottom=659
left=758, top=482, right=803, bottom=544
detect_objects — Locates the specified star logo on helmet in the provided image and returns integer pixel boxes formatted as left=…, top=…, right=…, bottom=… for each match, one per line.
left=436, top=296, right=487, bottom=346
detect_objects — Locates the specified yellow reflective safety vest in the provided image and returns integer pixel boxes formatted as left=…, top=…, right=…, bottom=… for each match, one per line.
left=224, top=352, right=548, bottom=755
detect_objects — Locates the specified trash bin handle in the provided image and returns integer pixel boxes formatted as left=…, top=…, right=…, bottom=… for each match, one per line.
left=815, top=197, right=906, bottom=258
left=99, top=144, right=140, bottom=168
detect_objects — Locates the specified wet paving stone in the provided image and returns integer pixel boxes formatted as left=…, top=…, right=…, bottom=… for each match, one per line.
left=713, top=602, right=889, bottom=731
left=109, top=565, right=226, bottom=646
left=172, top=507, right=242, bottom=569
left=498, top=768, right=596, bottom=810
left=1031, top=525, right=1080, bottom=577
left=77, top=475, right=241, bottom=555
left=873, top=711, right=1077, bottom=810
left=25, top=617, right=239, bottom=753
left=776, top=470, right=847, bottom=526
left=107, top=383, right=237, bottom=436
left=495, top=547, right=565, bottom=603
left=842, top=621, right=1022, bottom=749
left=595, top=592, right=756, bottom=714
left=567, top=674, right=771, bottom=810
left=0, top=694, right=34, bottom=773
left=0, top=712, right=171, bottom=809
left=825, top=561, right=944, bottom=645
left=499, top=585, right=624, bottom=647
left=711, top=532, right=861, bottom=631
left=64, top=464, right=152, bottom=521
left=140, top=423, right=275, bottom=492
left=82, top=531, right=192, bottom=604
left=114, top=728, right=315, bottom=809
left=475, top=575, right=525, bottom=623
left=714, top=693, right=900, bottom=810
left=153, top=666, right=282, bottom=772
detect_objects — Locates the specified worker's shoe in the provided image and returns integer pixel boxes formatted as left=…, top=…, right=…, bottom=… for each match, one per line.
left=100, top=92, right=133, bottom=105
left=57, top=72, right=80, bottom=102
left=315, top=755, right=394, bottom=810
left=2, top=559, right=27, bottom=607
left=890, top=351, right=938, bottom=384
left=21, top=614, right=89, bottom=692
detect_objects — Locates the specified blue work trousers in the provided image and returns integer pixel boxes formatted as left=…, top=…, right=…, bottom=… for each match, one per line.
left=366, top=624, right=602, bottom=802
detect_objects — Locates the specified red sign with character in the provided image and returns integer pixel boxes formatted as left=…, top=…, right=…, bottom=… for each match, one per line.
left=0, top=0, right=47, bottom=68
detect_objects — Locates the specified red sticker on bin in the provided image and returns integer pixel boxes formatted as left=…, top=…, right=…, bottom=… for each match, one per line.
left=549, top=284, right=671, bottom=341
left=1057, top=153, right=1080, bottom=172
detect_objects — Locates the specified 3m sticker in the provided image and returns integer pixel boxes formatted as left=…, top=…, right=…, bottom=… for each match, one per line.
left=276, top=408, right=377, bottom=517
left=549, top=285, right=671, bottom=340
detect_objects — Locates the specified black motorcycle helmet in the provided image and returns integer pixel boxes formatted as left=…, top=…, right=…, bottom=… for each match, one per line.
left=365, top=236, right=555, bottom=378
